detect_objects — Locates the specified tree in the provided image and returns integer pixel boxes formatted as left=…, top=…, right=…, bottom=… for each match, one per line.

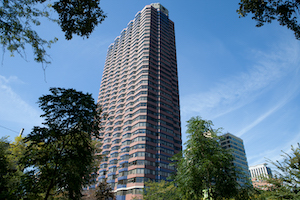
left=238, top=0, right=300, bottom=40
left=143, top=180, right=181, bottom=200
left=81, top=180, right=116, bottom=200
left=234, top=186, right=265, bottom=200
left=0, top=137, right=11, bottom=199
left=0, top=136, right=27, bottom=200
left=263, top=143, right=300, bottom=199
left=0, top=0, right=106, bottom=64
left=94, top=181, right=116, bottom=200
left=21, top=87, right=102, bottom=200
left=172, top=116, right=239, bottom=200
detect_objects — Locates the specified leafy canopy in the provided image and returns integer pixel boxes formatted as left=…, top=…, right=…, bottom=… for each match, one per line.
left=264, top=143, right=300, bottom=199
left=94, top=181, right=116, bottom=200
left=143, top=180, right=180, bottom=200
left=82, top=180, right=116, bottom=200
left=0, top=0, right=106, bottom=64
left=172, top=116, right=239, bottom=200
left=0, top=137, right=12, bottom=199
left=238, top=0, right=300, bottom=40
left=0, top=136, right=27, bottom=200
left=21, top=87, right=102, bottom=200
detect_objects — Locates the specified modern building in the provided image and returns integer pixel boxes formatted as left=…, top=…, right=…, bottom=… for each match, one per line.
left=249, top=163, right=272, bottom=190
left=249, top=163, right=272, bottom=179
left=220, top=133, right=250, bottom=186
left=96, top=3, right=181, bottom=200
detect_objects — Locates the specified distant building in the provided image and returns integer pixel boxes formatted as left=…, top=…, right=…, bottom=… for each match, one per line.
left=249, top=163, right=272, bottom=179
left=220, top=133, right=250, bottom=186
left=249, top=163, right=272, bottom=190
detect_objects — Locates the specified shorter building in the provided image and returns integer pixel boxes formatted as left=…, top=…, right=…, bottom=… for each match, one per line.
left=249, top=163, right=272, bottom=190
left=249, top=163, right=272, bottom=179
left=220, top=133, right=250, bottom=186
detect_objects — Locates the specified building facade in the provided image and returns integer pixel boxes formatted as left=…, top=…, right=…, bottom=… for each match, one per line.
left=96, top=4, right=181, bottom=200
left=249, top=163, right=272, bottom=179
left=220, top=133, right=250, bottom=186
left=249, top=163, right=272, bottom=190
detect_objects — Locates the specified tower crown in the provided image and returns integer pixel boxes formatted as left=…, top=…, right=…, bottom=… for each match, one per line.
left=151, top=3, right=169, bottom=16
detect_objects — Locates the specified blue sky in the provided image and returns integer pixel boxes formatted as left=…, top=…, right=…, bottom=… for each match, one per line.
left=1, top=0, right=300, bottom=167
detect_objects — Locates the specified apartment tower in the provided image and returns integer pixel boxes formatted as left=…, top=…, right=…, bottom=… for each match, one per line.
left=96, top=4, right=181, bottom=200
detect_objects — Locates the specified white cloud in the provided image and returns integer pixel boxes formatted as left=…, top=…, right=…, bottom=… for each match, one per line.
left=0, top=75, right=42, bottom=126
left=237, top=75, right=300, bottom=137
left=247, top=129, right=300, bottom=167
left=181, top=40, right=300, bottom=122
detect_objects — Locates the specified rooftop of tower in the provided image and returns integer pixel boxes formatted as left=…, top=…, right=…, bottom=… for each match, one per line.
left=151, top=3, right=169, bottom=16
left=108, top=3, right=170, bottom=49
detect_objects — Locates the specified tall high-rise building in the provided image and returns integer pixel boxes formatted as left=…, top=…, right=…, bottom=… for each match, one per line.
left=220, top=133, right=250, bottom=186
left=96, top=3, right=181, bottom=200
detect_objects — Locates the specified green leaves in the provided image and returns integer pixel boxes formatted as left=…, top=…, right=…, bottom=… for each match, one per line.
left=95, top=181, right=115, bottom=200
left=143, top=180, right=180, bottom=200
left=37, top=88, right=101, bottom=135
left=0, top=136, right=27, bottom=200
left=1, top=0, right=106, bottom=64
left=144, top=117, right=265, bottom=199
left=53, top=0, right=106, bottom=40
left=172, top=116, right=239, bottom=200
left=20, top=88, right=102, bottom=199
left=1, top=88, right=104, bottom=199
left=238, top=0, right=300, bottom=40
left=264, top=144, right=300, bottom=199
left=0, top=0, right=55, bottom=63
left=0, top=137, right=11, bottom=199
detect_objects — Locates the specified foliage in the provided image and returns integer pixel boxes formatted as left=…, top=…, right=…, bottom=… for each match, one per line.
left=234, top=186, right=265, bottom=200
left=143, top=180, right=180, bottom=200
left=238, top=0, right=300, bottom=40
left=21, top=87, right=102, bottom=200
left=0, top=136, right=27, bottom=200
left=263, top=144, right=300, bottom=199
left=53, top=0, right=106, bottom=40
left=0, top=0, right=106, bottom=64
left=172, top=116, right=239, bottom=200
left=82, top=181, right=115, bottom=200
left=0, top=137, right=11, bottom=199
left=94, top=181, right=116, bottom=200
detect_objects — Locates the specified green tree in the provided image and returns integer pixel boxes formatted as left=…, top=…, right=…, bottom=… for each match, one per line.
left=234, top=186, right=265, bottom=200
left=0, top=136, right=27, bottom=200
left=263, top=144, right=300, bottom=199
left=21, top=87, right=102, bottom=200
left=94, top=181, right=116, bottom=200
left=143, top=180, right=180, bottom=200
left=172, top=116, right=239, bottom=200
left=238, top=0, right=300, bottom=40
left=0, top=0, right=106, bottom=64
left=0, top=137, right=11, bottom=199
left=82, top=180, right=116, bottom=200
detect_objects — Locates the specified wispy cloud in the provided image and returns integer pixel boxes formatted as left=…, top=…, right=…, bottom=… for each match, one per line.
left=237, top=104, right=282, bottom=137
left=181, top=40, right=300, bottom=122
left=237, top=73, right=300, bottom=137
left=247, top=129, right=300, bottom=166
left=0, top=75, right=42, bottom=130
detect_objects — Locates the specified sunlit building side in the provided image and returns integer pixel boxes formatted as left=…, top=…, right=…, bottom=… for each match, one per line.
left=96, top=3, right=182, bottom=200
